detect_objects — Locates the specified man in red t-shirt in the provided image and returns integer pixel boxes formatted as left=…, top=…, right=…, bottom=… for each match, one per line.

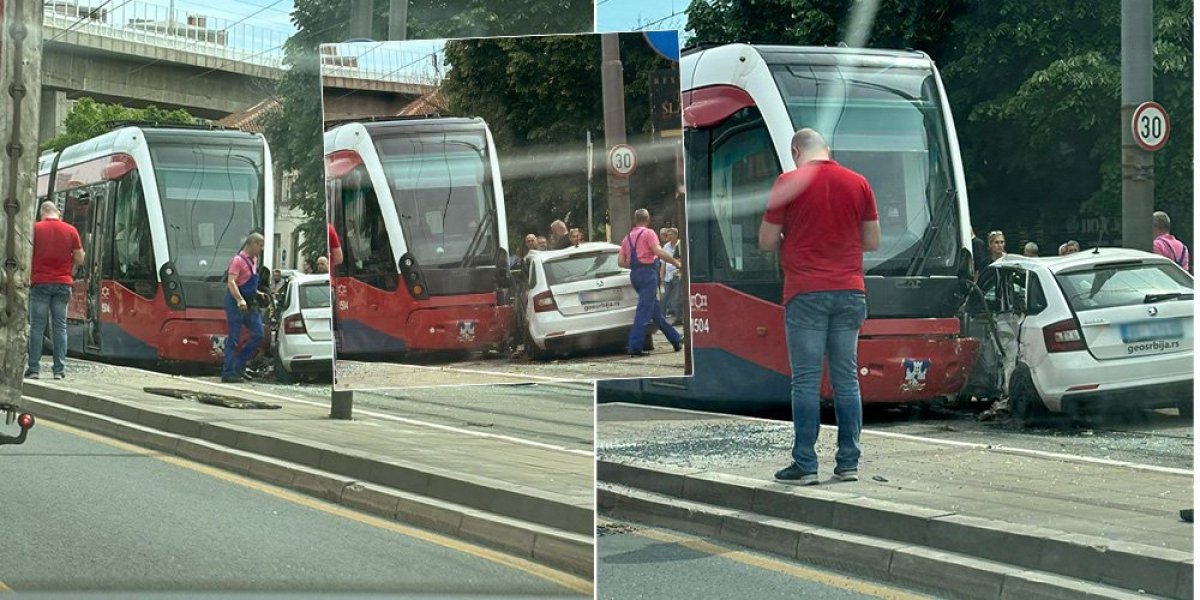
left=328, top=223, right=343, bottom=268
left=758, top=129, right=881, bottom=486
left=27, top=201, right=84, bottom=379
left=1152, top=211, right=1190, bottom=272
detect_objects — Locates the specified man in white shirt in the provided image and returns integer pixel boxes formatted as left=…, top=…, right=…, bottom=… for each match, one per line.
left=661, top=228, right=682, bottom=325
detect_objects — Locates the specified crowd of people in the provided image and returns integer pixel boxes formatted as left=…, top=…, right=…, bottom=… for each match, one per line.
left=970, top=209, right=1189, bottom=274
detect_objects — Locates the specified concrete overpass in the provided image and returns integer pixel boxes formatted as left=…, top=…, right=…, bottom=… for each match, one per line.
left=39, top=3, right=432, bottom=141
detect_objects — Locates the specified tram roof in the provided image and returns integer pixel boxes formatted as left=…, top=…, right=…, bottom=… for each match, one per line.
left=358, top=117, right=488, bottom=136
left=684, top=43, right=932, bottom=67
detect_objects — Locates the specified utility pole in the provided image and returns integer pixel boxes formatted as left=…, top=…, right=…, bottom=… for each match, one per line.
left=1, top=0, right=43, bottom=404
left=349, top=0, right=373, bottom=40
left=388, top=0, right=408, bottom=41
left=1120, top=0, right=1154, bottom=251
left=601, top=33, right=630, bottom=241
left=586, top=130, right=593, bottom=240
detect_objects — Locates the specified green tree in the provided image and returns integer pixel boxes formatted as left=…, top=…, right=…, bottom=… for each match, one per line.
left=262, top=0, right=593, bottom=266
left=441, top=33, right=679, bottom=246
left=42, top=98, right=197, bottom=152
left=682, top=0, right=1194, bottom=251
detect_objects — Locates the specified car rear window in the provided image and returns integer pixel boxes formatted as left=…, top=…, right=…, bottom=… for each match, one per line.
left=544, top=251, right=625, bottom=286
left=299, top=282, right=331, bottom=309
left=1054, top=262, right=1193, bottom=311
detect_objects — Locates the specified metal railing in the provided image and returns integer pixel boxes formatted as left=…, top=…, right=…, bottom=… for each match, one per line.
left=320, top=43, right=444, bottom=86
left=43, top=0, right=291, bottom=69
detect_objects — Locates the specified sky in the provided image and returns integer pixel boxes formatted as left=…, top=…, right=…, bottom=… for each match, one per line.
left=595, top=0, right=689, bottom=35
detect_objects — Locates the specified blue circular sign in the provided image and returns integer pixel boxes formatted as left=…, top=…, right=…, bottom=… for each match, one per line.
left=643, top=30, right=680, bottom=62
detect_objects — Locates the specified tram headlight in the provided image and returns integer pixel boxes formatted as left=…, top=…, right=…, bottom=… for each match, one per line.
left=167, top=281, right=178, bottom=290
left=164, top=267, right=174, bottom=276
left=412, top=284, right=424, bottom=296
left=408, top=272, right=419, bottom=281
left=169, top=294, right=182, bottom=306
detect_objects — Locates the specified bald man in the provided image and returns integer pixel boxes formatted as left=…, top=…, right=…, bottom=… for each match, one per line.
left=27, top=201, right=84, bottom=380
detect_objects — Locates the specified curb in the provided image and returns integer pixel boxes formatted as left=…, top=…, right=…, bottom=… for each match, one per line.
left=20, top=394, right=594, bottom=580
left=22, top=380, right=592, bottom=537
left=600, top=483, right=1165, bottom=600
left=598, top=459, right=1192, bottom=599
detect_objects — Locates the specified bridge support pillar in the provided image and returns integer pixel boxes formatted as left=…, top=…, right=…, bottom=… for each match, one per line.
left=38, top=89, right=69, bottom=144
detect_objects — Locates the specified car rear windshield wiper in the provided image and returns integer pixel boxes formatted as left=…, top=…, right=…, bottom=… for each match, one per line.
left=1144, top=292, right=1194, bottom=303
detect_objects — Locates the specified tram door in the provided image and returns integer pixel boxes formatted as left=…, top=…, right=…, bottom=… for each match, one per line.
left=83, top=185, right=111, bottom=353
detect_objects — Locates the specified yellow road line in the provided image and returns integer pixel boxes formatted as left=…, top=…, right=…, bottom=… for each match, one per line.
left=42, top=420, right=593, bottom=596
left=634, top=527, right=930, bottom=600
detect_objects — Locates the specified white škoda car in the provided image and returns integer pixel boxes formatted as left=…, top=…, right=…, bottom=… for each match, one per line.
left=518, top=242, right=641, bottom=358
left=273, top=273, right=334, bottom=382
left=970, top=248, right=1193, bottom=420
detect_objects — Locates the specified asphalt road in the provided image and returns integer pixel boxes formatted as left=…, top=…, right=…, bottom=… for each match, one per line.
left=0, top=422, right=587, bottom=596
left=598, top=521, right=936, bottom=600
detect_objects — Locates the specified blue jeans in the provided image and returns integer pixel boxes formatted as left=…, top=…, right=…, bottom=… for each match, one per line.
left=28, top=284, right=72, bottom=375
left=784, top=291, right=868, bottom=474
left=663, top=277, right=682, bottom=320
left=627, top=267, right=682, bottom=352
left=222, top=295, right=263, bottom=378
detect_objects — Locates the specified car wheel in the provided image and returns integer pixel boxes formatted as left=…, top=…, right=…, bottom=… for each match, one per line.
left=274, top=352, right=293, bottom=384
left=1008, top=366, right=1049, bottom=426
left=523, top=328, right=552, bottom=361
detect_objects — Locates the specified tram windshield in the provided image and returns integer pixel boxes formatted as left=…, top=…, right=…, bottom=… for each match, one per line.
left=372, top=130, right=498, bottom=270
left=768, top=60, right=960, bottom=276
left=149, top=140, right=265, bottom=279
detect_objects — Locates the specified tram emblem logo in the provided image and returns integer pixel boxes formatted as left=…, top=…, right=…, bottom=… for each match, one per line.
left=458, top=320, right=476, bottom=343
left=901, top=358, right=930, bottom=393
left=100, top=287, right=110, bottom=298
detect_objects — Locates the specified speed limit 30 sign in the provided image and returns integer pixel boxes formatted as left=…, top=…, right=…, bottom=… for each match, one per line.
left=608, top=144, right=637, bottom=177
left=1132, top=101, right=1170, bottom=152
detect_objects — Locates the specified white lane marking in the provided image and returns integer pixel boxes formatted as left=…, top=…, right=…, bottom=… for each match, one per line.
left=600, top=402, right=1193, bottom=476
left=65, top=358, right=595, bottom=458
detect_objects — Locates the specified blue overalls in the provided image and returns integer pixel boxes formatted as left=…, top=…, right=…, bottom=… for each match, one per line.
left=222, top=254, right=264, bottom=379
left=626, top=228, right=682, bottom=353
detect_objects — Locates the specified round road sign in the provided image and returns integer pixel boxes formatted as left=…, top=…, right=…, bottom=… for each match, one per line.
left=1132, top=101, right=1170, bottom=152
left=608, top=144, right=637, bottom=177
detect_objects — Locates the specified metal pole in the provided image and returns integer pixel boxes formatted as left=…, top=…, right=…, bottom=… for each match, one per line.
left=0, top=0, right=43, bottom=405
left=587, top=130, right=594, bottom=241
left=388, top=0, right=407, bottom=41
left=1120, top=0, right=1154, bottom=251
left=601, top=33, right=630, bottom=241
left=331, top=389, right=353, bottom=420
left=350, top=0, right=372, bottom=40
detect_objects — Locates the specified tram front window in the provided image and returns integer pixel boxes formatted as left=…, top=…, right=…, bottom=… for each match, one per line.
left=373, top=131, right=497, bottom=270
left=150, top=142, right=265, bottom=280
left=769, top=61, right=959, bottom=277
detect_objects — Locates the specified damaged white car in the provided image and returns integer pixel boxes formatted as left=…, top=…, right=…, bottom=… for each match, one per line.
left=964, top=248, right=1193, bottom=421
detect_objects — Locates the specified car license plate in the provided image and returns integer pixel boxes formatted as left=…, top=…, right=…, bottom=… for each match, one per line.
left=579, top=288, right=622, bottom=304
left=1120, top=320, right=1184, bottom=343
left=582, top=300, right=621, bottom=313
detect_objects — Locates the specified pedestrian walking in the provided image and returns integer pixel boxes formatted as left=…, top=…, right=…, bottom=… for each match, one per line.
left=1023, top=242, right=1039, bottom=257
left=222, top=232, right=267, bottom=383
left=328, top=223, right=343, bottom=268
left=315, top=256, right=330, bottom=274
left=568, top=227, right=583, bottom=247
left=758, top=129, right=879, bottom=486
left=548, top=219, right=571, bottom=250
left=27, top=201, right=84, bottom=380
left=618, top=209, right=683, bottom=356
left=970, top=227, right=988, bottom=273
left=1152, top=211, right=1190, bottom=272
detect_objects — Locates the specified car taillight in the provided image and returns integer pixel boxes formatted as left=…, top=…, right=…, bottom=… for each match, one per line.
left=1043, top=318, right=1086, bottom=353
left=532, top=290, right=558, bottom=313
left=284, top=314, right=307, bottom=335
left=17, top=413, right=33, bottom=430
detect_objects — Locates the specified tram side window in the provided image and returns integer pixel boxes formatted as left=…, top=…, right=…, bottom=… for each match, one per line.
left=112, top=172, right=155, bottom=298
left=708, top=109, right=781, bottom=283
left=340, top=167, right=397, bottom=291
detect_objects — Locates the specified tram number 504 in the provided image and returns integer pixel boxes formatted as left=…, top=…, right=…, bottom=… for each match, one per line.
left=691, top=318, right=710, bottom=334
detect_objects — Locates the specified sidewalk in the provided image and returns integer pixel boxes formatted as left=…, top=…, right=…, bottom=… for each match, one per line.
left=18, top=366, right=594, bottom=578
left=598, top=403, right=1193, bottom=600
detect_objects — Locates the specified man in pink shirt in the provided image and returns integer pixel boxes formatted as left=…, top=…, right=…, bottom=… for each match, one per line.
left=618, top=208, right=683, bottom=356
left=222, top=232, right=266, bottom=383
left=1152, top=211, right=1190, bottom=272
